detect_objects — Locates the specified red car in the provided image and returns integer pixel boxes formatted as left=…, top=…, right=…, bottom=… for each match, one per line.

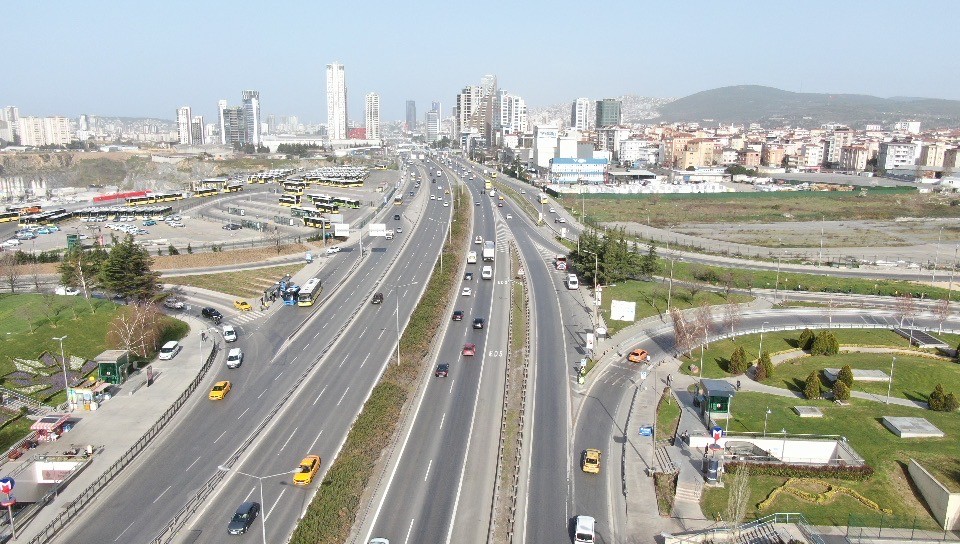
left=452, top=310, right=464, bottom=321
left=462, top=343, right=476, bottom=356
left=435, top=363, right=449, bottom=377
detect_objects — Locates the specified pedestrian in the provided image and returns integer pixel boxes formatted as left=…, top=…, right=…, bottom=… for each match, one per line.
left=201, top=331, right=206, bottom=342
left=736, top=379, right=741, bottom=391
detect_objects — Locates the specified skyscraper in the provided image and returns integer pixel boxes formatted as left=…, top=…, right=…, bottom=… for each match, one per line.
left=425, top=109, right=440, bottom=144
left=1, top=107, right=19, bottom=142
left=571, top=98, right=590, bottom=131
left=405, top=100, right=416, bottom=132
left=219, top=101, right=244, bottom=147
left=242, top=90, right=261, bottom=147
left=432, top=101, right=441, bottom=121
left=218, top=99, right=228, bottom=145
left=595, top=98, right=622, bottom=127
left=326, top=62, right=348, bottom=140
left=191, top=116, right=205, bottom=145
left=365, top=93, right=381, bottom=141
left=176, top=106, right=192, bottom=145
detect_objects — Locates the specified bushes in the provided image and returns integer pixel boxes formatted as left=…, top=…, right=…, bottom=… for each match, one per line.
left=728, top=345, right=748, bottom=374
left=725, top=461, right=874, bottom=481
left=798, top=328, right=815, bottom=350
left=810, top=331, right=840, bottom=356
left=832, top=380, right=851, bottom=401
left=837, top=365, right=854, bottom=388
left=755, top=351, right=773, bottom=381
left=928, top=384, right=960, bottom=411
left=804, top=371, right=821, bottom=399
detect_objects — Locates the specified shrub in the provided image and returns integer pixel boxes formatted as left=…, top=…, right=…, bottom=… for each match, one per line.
left=754, top=359, right=768, bottom=381
left=811, top=331, right=839, bottom=356
left=729, top=346, right=748, bottom=374
left=725, top=461, right=873, bottom=481
left=945, top=393, right=960, bottom=412
left=798, top=328, right=815, bottom=351
left=759, top=350, right=773, bottom=379
left=804, top=371, right=821, bottom=399
left=168, top=244, right=180, bottom=256
left=929, top=384, right=946, bottom=411
left=838, top=365, right=854, bottom=388
left=833, top=380, right=851, bottom=401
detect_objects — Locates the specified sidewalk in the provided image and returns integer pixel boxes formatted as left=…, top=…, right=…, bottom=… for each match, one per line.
left=5, top=315, right=216, bottom=543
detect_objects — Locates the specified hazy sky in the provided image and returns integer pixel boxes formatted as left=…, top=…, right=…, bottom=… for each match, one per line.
left=4, top=0, right=958, bottom=124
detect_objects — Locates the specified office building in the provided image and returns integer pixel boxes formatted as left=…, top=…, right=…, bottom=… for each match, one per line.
left=405, top=100, right=416, bottom=132
left=191, top=116, right=205, bottom=145
left=176, top=106, right=193, bottom=145
left=17, top=116, right=72, bottom=147
left=425, top=109, right=440, bottom=143
left=571, top=98, right=590, bottom=131
left=595, top=98, right=622, bottom=127
left=432, top=101, right=441, bottom=120
left=219, top=102, right=244, bottom=147
left=454, top=85, right=482, bottom=140
left=242, top=90, right=262, bottom=146
left=365, top=92, right=381, bottom=141
left=326, top=62, right=348, bottom=140
left=218, top=99, right=228, bottom=145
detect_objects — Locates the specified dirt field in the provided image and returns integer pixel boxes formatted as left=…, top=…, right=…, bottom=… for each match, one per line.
left=153, top=243, right=310, bottom=270
left=674, top=219, right=960, bottom=248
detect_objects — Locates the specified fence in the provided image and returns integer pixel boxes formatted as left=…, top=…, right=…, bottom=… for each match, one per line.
left=23, top=342, right=220, bottom=544
left=667, top=512, right=824, bottom=544
left=846, top=513, right=960, bottom=542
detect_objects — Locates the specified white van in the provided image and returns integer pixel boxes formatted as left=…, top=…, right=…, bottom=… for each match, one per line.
left=574, top=515, right=595, bottom=543
left=385, top=230, right=394, bottom=240
left=566, top=274, right=579, bottom=290
left=467, top=251, right=477, bottom=264
left=158, top=341, right=181, bottom=360
left=481, top=265, right=493, bottom=280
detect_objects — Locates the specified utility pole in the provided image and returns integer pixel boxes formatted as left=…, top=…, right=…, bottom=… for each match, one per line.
left=667, top=257, right=676, bottom=312
left=933, top=226, right=944, bottom=284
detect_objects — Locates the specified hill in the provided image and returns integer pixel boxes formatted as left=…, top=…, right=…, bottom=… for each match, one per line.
left=657, top=85, right=960, bottom=127
left=528, top=95, right=673, bottom=127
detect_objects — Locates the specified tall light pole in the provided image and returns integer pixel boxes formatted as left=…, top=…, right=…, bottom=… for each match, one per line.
left=781, top=429, right=788, bottom=461
left=933, top=226, right=944, bottom=284
left=387, top=281, right=419, bottom=366
left=886, top=356, right=896, bottom=404
left=583, top=250, right=600, bottom=330
left=763, top=407, right=772, bottom=437
left=218, top=466, right=298, bottom=544
left=758, top=321, right=769, bottom=363
left=774, top=253, right=782, bottom=304
left=52, top=335, right=70, bottom=407
left=948, top=245, right=958, bottom=303
left=666, top=257, right=676, bottom=312
left=818, top=215, right=824, bottom=267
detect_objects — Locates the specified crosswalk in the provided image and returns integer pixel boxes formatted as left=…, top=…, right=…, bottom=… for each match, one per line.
left=227, top=309, right=267, bottom=326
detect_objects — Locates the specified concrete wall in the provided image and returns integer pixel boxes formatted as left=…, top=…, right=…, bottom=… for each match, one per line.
left=687, top=436, right=845, bottom=464
left=908, top=459, right=960, bottom=530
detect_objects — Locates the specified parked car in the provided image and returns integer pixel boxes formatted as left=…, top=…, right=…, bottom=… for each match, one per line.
left=227, top=501, right=260, bottom=535
left=163, top=298, right=184, bottom=309
left=222, top=223, right=242, bottom=230
left=55, top=286, right=80, bottom=296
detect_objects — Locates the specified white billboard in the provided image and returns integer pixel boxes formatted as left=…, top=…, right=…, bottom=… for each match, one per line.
left=369, top=223, right=387, bottom=237
left=333, top=223, right=349, bottom=237
left=610, top=300, right=636, bottom=322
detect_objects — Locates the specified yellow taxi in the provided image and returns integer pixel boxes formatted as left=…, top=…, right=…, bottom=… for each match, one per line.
left=498, top=195, right=504, bottom=201
left=209, top=380, right=231, bottom=400
left=234, top=300, right=252, bottom=311
left=581, top=448, right=601, bottom=474
left=293, top=455, right=321, bottom=485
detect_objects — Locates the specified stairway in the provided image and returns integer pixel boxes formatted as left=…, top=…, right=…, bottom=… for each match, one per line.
left=655, top=445, right=679, bottom=474
left=735, top=521, right=784, bottom=544
left=674, top=479, right=703, bottom=502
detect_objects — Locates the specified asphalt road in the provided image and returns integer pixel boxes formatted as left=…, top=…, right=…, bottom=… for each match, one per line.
left=55, top=159, right=451, bottom=543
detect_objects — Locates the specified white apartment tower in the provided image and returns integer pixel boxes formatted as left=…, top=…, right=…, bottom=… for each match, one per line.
left=425, top=109, right=440, bottom=143
left=17, top=116, right=72, bottom=147
left=218, top=99, right=228, bottom=145
left=176, top=106, right=193, bottom=145
left=571, top=98, right=590, bottom=131
left=242, top=90, right=261, bottom=147
left=326, top=62, right=348, bottom=140
left=191, top=116, right=205, bottom=145
left=0, top=106, right=19, bottom=142
left=364, top=92, right=381, bottom=141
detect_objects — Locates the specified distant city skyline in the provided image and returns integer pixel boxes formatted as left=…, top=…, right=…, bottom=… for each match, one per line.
left=3, top=0, right=959, bottom=124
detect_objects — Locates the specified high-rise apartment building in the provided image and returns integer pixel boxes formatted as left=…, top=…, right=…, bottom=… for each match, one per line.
left=425, top=109, right=440, bottom=143
left=365, top=92, right=381, bottom=141
left=454, top=85, right=482, bottom=140
left=571, top=98, right=590, bottom=131
left=595, top=98, right=622, bottom=127
left=326, top=62, right=348, bottom=140
left=242, top=90, right=261, bottom=147
left=218, top=99, right=228, bottom=145
left=499, top=93, right=527, bottom=134
left=191, top=116, right=205, bottom=145
left=219, top=103, right=244, bottom=146
left=0, top=106, right=20, bottom=142
left=432, top=101, right=441, bottom=120
left=176, top=106, right=193, bottom=145
left=405, top=100, right=417, bottom=132
left=17, top=116, right=72, bottom=147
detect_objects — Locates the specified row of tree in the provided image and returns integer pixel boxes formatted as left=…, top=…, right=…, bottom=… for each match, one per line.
left=568, top=228, right=659, bottom=285
left=59, top=235, right=160, bottom=301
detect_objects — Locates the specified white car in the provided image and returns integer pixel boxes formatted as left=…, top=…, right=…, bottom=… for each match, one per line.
left=461, top=287, right=472, bottom=296
left=475, top=236, right=482, bottom=244
left=506, top=214, right=513, bottom=219
left=55, top=286, right=80, bottom=296
left=158, top=341, right=182, bottom=361
left=443, top=202, right=449, bottom=207
left=226, top=348, right=244, bottom=369
left=1, top=239, right=20, bottom=248
left=222, top=325, right=238, bottom=342
left=430, top=195, right=436, bottom=200
left=558, top=217, right=567, bottom=223
left=549, top=207, right=556, bottom=213
left=326, top=246, right=341, bottom=255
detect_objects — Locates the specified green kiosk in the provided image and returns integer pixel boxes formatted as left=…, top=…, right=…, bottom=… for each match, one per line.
left=96, top=350, right=132, bottom=385
left=698, top=379, right=736, bottom=423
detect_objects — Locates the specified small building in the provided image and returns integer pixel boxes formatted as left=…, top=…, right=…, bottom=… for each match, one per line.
left=699, top=379, right=736, bottom=421
left=96, top=350, right=131, bottom=385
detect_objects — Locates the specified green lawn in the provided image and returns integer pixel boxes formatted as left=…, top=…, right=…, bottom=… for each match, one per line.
left=680, top=329, right=924, bottom=378
left=766, top=352, right=960, bottom=403
left=601, top=280, right=752, bottom=335
left=656, top=391, right=681, bottom=442
left=701, top=391, right=960, bottom=528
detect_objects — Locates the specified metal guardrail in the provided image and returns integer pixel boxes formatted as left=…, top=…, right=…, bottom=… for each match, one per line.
left=25, top=342, right=220, bottom=544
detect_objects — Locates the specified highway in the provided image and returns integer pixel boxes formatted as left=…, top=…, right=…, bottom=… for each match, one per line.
left=56, top=159, right=453, bottom=542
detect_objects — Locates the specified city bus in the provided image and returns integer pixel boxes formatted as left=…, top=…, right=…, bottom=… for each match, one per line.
left=224, top=183, right=244, bottom=193
left=484, top=180, right=493, bottom=191
left=279, top=194, right=301, bottom=207
left=282, top=181, right=307, bottom=195
left=126, top=195, right=154, bottom=206
left=8, top=205, right=41, bottom=215
left=332, top=196, right=361, bottom=209
left=297, top=278, right=323, bottom=306
left=0, top=211, right=19, bottom=223
left=538, top=193, right=548, bottom=204
left=308, top=193, right=336, bottom=206
left=290, top=206, right=319, bottom=218
left=303, top=216, right=331, bottom=229
left=195, top=187, right=220, bottom=198
left=313, top=202, right=338, bottom=214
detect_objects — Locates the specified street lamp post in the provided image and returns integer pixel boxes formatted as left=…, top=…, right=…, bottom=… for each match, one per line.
left=758, top=322, right=769, bottom=363
left=52, top=335, right=70, bottom=408
left=933, top=226, right=944, bottom=284
left=886, top=356, right=896, bottom=404
left=583, top=250, right=600, bottom=330
left=774, top=254, right=782, bottom=304
left=218, top=466, right=298, bottom=544
left=387, top=281, right=419, bottom=366
left=781, top=429, right=788, bottom=461
left=666, top=257, right=676, bottom=313
left=763, top=407, right=772, bottom=437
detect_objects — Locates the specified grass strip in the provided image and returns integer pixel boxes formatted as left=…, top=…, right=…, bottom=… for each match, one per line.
left=164, top=263, right=305, bottom=299
left=290, top=184, right=472, bottom=544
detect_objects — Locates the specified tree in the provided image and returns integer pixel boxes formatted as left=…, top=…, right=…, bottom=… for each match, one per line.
left=929, top=384, right=946, bottom=411
left=0, top=252, right=22, bottom=293
left=804, top=371, right=821, bottom=399
left=798, top=328, right=815, bottom=351
left=811, top=331, right=839, bottom=356
left=60, top=246, right=107, bottom=300
left=728, top=346, right=748, bottom=374
left=694, top=302, right=714, bottom=347
left=895, top=293, right=917, bottom=327
left=935, top=299, right=950, bottom=334
left=670, top=307, right=694, bottom=357
left=638, top=243, right=660, bottom=278
left=98, top=235, right=160, bottom=301
left=838, top=365, right=854, bottom=389
left=757, top=351, right=773, bottom=380
left=945, top=393, right=960, bottom=412
left=106, top=303, right=164, bottom=359
left=600, top=227, right=637, bottom=284
left=721, top=302, right=743, bottom=335
left=725, top=463, right=751, bottom=538
left=832, top=380, right=851, bottom=401
left=167, top=244, right=180, bottom=256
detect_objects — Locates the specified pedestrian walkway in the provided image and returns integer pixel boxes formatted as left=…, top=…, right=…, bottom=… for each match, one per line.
left=3, top=315, right=217, bottom=543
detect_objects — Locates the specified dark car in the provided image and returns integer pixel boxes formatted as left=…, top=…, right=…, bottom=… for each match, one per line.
left=201, top=307, right=223, bottom=323
left=222, top=223, right=242, bottom=230
left=464, top=272, right=473, bottom=281
left=372, top=292, right=384, bottom=304
left=473, top=317, right=485, bottom=329
left=452, top=310, right=464, bottom=321
left=435, top=363, right=449, bottom=377
left=227, top=501, right=260, bottom=535
left=394, top=214, right=401, bottom=220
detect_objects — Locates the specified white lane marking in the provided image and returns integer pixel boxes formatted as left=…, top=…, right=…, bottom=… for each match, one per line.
left=313, top=330, right=321, bottom=339
left=322, top=321, right=328, bottom=328
left=359, top=352, right=372, bottom=369
left=291, top=354, right=299, bottom=363
left=439, top=412, right=446, bottom=430
left=424, top=459, right=433, bottom=481
left=274, top=371, right=284, bottom=381
left=404, top=518, right=416, bottom=544
left=213, top=429, right=228, bottom=444
left=237, top=407, right=250, bottom=420
left=448, top=378, right=455, bottom=392
left=266, top=488, right=287, bottom=520
left=308, top=429, right=325, bottom=453
left=378, top=327, right=386, bottom=340
left=362, top=326, right=368, bottom=335
left=313, top=385, right=328, bottom=406
left=337, top=387, right=350, bottom=406
left=115, top=521, right=136, bottom=542
left=186, top=456, right=202, bottom=471
left=339, top=355, right=349, bottom=368
left=244, top=486, right=255, bottom=502
left=153, top=485, right=172, bottom=504
left=278, top=427, right=299, bottom=453
left=258, top=388, right=268, bottom=399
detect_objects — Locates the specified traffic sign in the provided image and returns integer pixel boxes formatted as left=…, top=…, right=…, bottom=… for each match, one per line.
left=0, top=477, right=14, bottom=495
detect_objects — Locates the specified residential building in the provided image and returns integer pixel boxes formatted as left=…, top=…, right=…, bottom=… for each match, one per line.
left=533, top=125, right=560, bottom=169
left=893, top=121, right=921, bottom=134
left=549, top=157, right=608, bottom=184
left=719, top=148, right=739, bottom=165
left=0, top=106, right=19, bottom=142
left=405, top=100, right=416, bottom=132
left=242, top=90, right=262, bottom=146
left=877, top=141, right=917, bottom=170
left=738, top=149, right=760, bottom=168
left=571, top=98, right=590, bottom=131
left=176, top=106, right=192, bottom=145
left=920, top=143, right=949, bottom=168
left=425, top=109, right=440, bottom=143
left=839, top=145, right=869, bottom=172
left=798, top=142, right=825, bottom=169
left=660, top=132, right=694, bottom=167
left=219, top=104, right=244, bottom=147
left=595, top=98, right=622, bottom=127
left=499, top=93, right=527, bottom=134
left=679, top=138, right=716, bottom=170
left=761, top=144, right=785, bottom=167
left=191, top=116, right=205, bottom=145
left=326, top=62, right=348, bottom=140
left=619, top=139, right=658, bottom=166
left=944, top=148, right=960, bottom=170
left=454, top=85, right=482, bottom=142
left=17, top=116, right=72, bottom=147
left=596, top=127, right=631, bottom=161
left=364, top=92, right=381, bottom=141
left=823, top=127, right=853, bottom=166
